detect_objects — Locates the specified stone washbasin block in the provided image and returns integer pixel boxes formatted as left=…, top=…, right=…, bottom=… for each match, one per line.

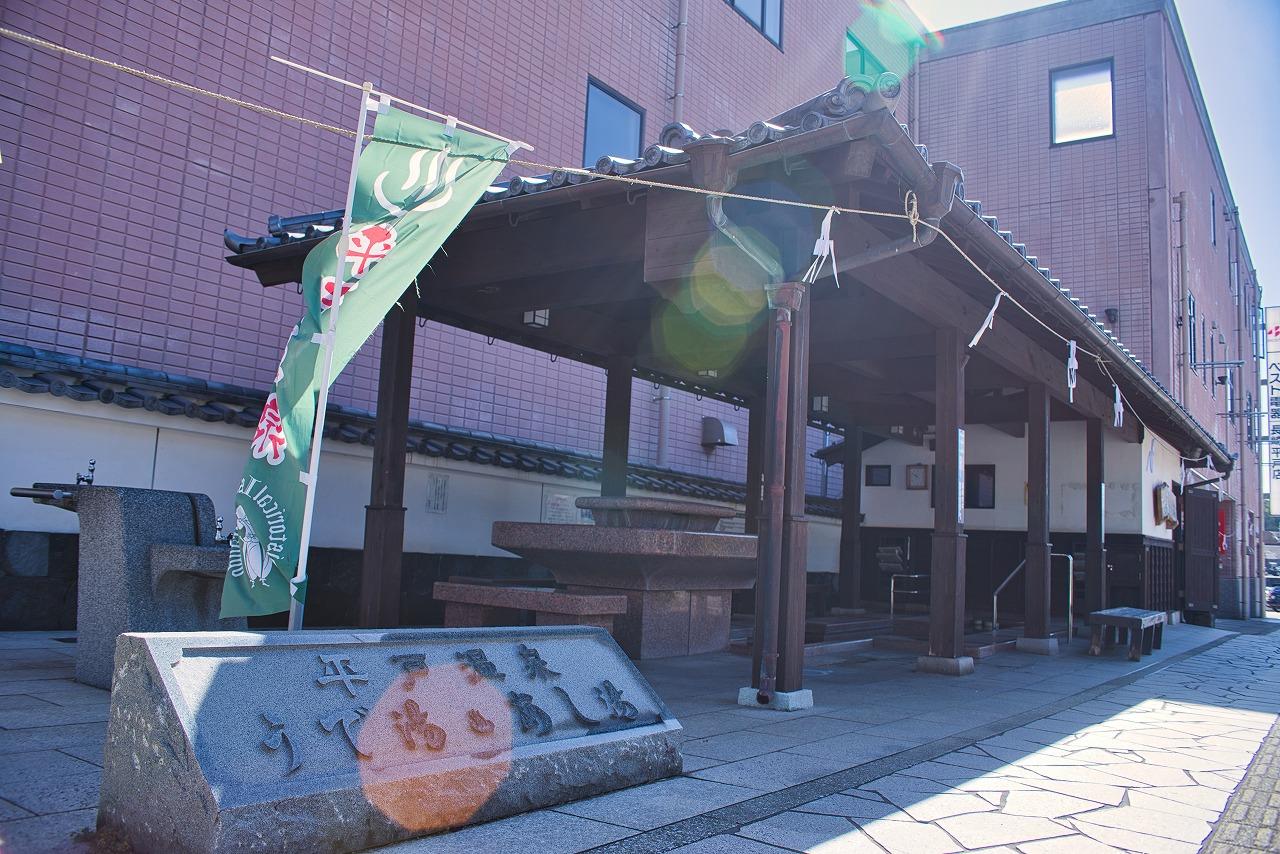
left=577, top=496, right=737, bottom=531
left=97, top=627, right=681, bottom=854
left=46, top=485, right=246, bottom=688
left=492, top=496, right=758, bottom=659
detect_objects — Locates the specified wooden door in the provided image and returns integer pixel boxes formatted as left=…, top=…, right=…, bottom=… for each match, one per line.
left=1182, top=486, right=1219, bottom=621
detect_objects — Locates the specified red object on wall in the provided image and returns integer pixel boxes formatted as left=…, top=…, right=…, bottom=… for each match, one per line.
left=1218, top=508, right=1229, bottom=554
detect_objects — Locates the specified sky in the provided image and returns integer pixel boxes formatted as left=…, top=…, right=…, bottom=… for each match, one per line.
left=905, top=0, right=1280, bottom=305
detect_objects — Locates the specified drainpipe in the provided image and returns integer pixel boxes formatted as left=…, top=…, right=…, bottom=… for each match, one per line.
left=687, top=136, right=787, bottom=701
left=1230, top=216, right=1251, bottom=616
left=658, top=0, right=686, bottom=470
left=672, top=0, right=689, bottom=124
left=1175, top=192, right=1190, bottom=400
left=820, top=431, right=831, bottom=498
left=654, top=385, right=671, bottom=467
left=686, top=134, right=955, bottom=702
left=757, top=282, right=802, bottom=702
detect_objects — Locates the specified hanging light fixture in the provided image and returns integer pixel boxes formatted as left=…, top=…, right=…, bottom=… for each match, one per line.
left=522, top=308, right=550, bottom=328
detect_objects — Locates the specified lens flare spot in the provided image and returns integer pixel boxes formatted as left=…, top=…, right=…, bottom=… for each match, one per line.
left=358, top=662, right=513, bottom=833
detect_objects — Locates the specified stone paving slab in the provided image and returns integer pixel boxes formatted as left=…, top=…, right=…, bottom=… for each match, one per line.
left=583, top=625, right=1276, bottom=854
left=1, top=621, right=1275, bottom=852
left=1202, top=698, right=1280, bottom=854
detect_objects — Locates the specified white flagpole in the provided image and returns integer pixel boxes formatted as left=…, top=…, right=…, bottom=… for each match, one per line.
left=288, top=81, right=375, bottom=631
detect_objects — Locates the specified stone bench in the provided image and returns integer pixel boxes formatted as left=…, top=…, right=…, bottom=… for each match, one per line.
left=1087, top=607, right=1166, bottom=662
left=433, top=581, right=628, bottom=633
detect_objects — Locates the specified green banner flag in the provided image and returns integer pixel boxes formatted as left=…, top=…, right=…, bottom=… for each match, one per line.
left=221, top=108, right=510, bottom=617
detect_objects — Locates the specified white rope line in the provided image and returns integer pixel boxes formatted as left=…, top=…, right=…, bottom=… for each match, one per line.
left=1094, top=356, right=1216, bottom=466
left=270, top=56, right=531, bottom=150
left=3, top=26, right=1114, bottom=373
left=0, top=27, right=355, bottom=138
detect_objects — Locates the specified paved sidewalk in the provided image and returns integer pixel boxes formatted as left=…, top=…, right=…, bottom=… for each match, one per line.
left=0, top=619, right=1275, bottom=853
left=1202, top=696, right=1280, bottom=853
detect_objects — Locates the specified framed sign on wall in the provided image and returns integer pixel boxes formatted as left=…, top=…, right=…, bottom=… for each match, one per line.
left=906, top=464, right=929, bottom=490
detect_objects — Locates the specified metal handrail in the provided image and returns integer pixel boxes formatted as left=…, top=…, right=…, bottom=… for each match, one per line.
left=991, top=560, right=1026, bottom=635
left=889, top=573, right=930, bottom=620
left=991, top=553, right=1075, bottom=642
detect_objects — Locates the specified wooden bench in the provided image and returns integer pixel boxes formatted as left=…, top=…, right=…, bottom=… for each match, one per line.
left=1087, top=607, right=1166, bottom=661
left=432, top=581, right=628, bottom=634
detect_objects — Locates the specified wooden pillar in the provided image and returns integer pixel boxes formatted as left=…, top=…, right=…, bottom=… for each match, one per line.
left=777, top=291, right=811, bottom=693
left=928, top=326, right=967, bottom=661
left=745, top=401, right=765, bottom=535
left=837, top=427, right=863, bottom=609
left=1085, top=417, right=1107, bottom=613
left=359, top=289, right=417, bottom=628
left=1024, top=383, right=1052, bottom=639
left=750, top=282, right=802, bottom=698
left=601, top=356, right=633, bottom=497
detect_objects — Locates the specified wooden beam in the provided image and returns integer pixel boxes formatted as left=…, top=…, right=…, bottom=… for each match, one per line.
left=1085, top=417, right=1107, bottom=613
left=810, top=332, right=935, bottom=364
left=929, top=326, right=967, bottom=661
left=359, top=287, right=417, bottom=628
left=832, top=218, right=1139, bottom=442
left=1024, top=383, right=1052, bottom=640
left=838, top=427, right=864, bottom=609
left=433, top=200, right=646, bottom=289
left=435, top=264, right=650, bottom=312
left=601, top=356, right=633, bottom=497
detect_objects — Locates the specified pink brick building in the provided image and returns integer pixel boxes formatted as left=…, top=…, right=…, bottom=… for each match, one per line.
left=914, top=0, right=1263, bottom=617
left=0, top=0, right=1264, bottom=624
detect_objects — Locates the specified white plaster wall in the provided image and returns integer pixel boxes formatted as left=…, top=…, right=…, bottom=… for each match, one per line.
left=858, top=422, right=1181, bottom=540
left=2, top=391, right=843, bottom=568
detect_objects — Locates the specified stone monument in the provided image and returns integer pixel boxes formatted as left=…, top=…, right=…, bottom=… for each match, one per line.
left=10, top=474, right=244, bottom=688
left=97, top=627, right=682, bottom=853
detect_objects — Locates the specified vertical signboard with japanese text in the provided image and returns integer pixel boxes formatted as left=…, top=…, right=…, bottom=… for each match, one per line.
left=1266, top=308, right=1280, bottom=515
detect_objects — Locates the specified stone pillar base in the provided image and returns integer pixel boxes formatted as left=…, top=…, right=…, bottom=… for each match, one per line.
left=737, top=686, right=813, bottom=711
left=916, top=655, right=975, bottom=676
left=1016, top=636, right=1059, bottom=656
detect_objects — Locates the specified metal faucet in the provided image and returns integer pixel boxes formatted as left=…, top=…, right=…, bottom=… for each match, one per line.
left=76, top=459, right=96, bottom=486
left=214, top=516, right=228, bottom=542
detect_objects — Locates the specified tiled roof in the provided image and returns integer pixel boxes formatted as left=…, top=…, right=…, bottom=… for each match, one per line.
left=220, top=74, right=1230, bottom=469
left=0, top=341, right=840, bottom=518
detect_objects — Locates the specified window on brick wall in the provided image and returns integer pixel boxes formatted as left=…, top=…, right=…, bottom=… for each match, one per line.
left=1210, top=190, right=1217, bottom=246
left=1210, top=329, right=1217, bottom=398
left=1201, top=318, right=1208, bottom=383
left=1050, top=60, right=1114, bottom=144
left=1187, top=293, right=1198, bottom=370
left=727, top=0, right=781, bottom=46
left=583, top=79, right=643, bottom=169
left=845, top=32, right=885, bottom=77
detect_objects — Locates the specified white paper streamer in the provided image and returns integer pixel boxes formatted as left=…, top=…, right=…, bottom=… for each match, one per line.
left=968, top=292, right=1003, bottom=350
left=802, top=208, right=839, bottom=287
left=1066, top=340, right=1078, bottom=403
left=1113, top=384, right=1124, bottom=428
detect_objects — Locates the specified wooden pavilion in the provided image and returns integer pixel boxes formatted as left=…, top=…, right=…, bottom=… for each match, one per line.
left=226, top=76, right=1231, bottom=697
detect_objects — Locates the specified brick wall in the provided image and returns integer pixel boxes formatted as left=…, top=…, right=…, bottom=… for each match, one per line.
left=917, top=14, right=1156, bottom=369
left=916, top=4, right=1262, bottom=586
left=0, top=0, right=864, bottom=491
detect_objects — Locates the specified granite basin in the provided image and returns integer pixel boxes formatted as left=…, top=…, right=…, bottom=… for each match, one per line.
left=491, top=520, right=758, bottom=659
left=575, top=496, right=736, bottom=532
